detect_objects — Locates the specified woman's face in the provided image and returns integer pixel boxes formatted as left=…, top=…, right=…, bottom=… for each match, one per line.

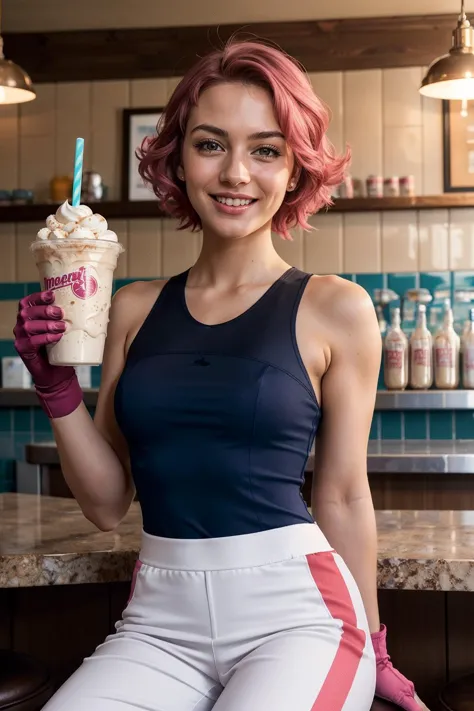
left=181, top=81, right=295, bottom=241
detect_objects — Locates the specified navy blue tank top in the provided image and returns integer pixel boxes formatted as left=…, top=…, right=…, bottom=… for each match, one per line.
left=114, top=266, right=321, bottom=538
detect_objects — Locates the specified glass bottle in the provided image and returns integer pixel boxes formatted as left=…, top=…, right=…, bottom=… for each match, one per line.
left=433, top=299, right=460, bottom=389
left=409, top=304, right=432, bottom=390
left=462, top=308, right=474, bottom=389
left=383, top=307, right=408, bottom=390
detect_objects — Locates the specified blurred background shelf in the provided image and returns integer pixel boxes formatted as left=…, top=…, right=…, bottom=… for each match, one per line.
left=333, top=194, right=474, bottom=212
left=0, top=201, right=166, bottom=223
left=375, top=390, right=474, bottom=410
left=2, top=195, right=474, bottom=223
left=0, top=388, right=99, bottom=407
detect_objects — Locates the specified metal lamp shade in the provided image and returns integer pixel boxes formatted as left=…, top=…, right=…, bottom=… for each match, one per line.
left=0, top=58, right=35, bottom=104
left=420, top=50, right=474, bottom=99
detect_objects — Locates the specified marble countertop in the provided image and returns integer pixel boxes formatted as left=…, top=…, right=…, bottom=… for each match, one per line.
left=24, top=439, right=474, bottom=474
left=1, top=494, right=474, bottom=591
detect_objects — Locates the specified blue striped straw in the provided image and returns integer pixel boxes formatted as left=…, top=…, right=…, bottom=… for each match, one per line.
left=72, top=137, right=84, bottom=207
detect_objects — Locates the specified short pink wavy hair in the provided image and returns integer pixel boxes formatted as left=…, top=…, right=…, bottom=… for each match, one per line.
left=138, top=39, right=351, bottom=240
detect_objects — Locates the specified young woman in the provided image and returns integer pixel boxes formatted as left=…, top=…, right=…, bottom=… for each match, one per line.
left=14, top=40, right=425, bottom=711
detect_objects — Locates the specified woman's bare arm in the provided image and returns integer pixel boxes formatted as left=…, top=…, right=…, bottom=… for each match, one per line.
left=311, top=278, right=382, bottom=633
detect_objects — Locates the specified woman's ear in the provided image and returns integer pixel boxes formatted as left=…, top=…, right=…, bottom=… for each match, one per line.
left=177, top=166, right=185, bottom=181
left=287, top=169, right=301, bottom=192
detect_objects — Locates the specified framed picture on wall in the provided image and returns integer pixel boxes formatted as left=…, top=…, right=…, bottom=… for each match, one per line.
left=443, top=99, right=474, bottom=192
left=121, top=107, right=163, bottom=201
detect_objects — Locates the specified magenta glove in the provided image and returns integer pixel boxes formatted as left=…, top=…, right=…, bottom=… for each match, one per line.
left=13, top=290, right=83, bottom=419
left=371, top=625, right=423, bottom=710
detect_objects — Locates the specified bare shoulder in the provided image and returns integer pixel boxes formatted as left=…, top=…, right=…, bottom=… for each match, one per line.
left=112, top=278, right=168, bottom=310
left=111, top=279, right=169, bottom=356
left=111, top=278, right=168, bottom=323
left=305, top=274, right=378, bottom=333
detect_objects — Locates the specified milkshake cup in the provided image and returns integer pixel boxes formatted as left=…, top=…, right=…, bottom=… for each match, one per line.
left=31, top=200, right=124, bottom=366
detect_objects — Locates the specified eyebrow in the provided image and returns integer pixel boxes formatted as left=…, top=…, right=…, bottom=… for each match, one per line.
left=190, top=124, right=285, bottom=141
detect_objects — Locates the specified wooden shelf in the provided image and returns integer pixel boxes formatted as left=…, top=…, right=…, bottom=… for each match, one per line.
left=0, top=201, right=166, bottom=224
left=1, top=194, right=474, bottom=224
left=332, top=194, right=474, bottom=212
left=0, top=388, right=98, bottom=408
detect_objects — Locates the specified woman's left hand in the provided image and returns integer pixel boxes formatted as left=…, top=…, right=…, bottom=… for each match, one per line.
left=371, top=624, right=428, bottom=710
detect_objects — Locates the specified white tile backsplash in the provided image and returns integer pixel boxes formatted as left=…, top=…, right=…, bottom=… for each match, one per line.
left=131, top=78, right=168, bottom=108
left=382, top=211, right=419, bottom=272
left=56, top=83, right=92, bottom=176
left=305, top=213, right=343, bottom=274
left=0, top=224, right=16, bottom=282
left=16, top=223, right=38, bottom=282
left=0, top=104, right=19, bottom=191
left=19, top=135, right=55, bottom=201
left=108, top=219, right=129, bottom=278
left=449, top=208, right=474, bottom=270
left=166, top=77, right=184, bottom=100
left=383, top=126, right=423, bottom=193
left=162, top=220, right=200, bottom=276
left=343, top=213, right=382, bottom=273
left=343, top=70, right=383, bottom=184
left=273, top=227, right=305, bottom=270
left=421, top=96, right=443, bottom=196
left=0, top=104, right=18, bottom=143
left=128, top=219, right=163, bottom=276
left=308, top=72, right=344, bottom=153
left=19, top=84, right=56, bottom=138
left=91, top=81, right=130, bottom=200
left=419, top=210, right=449, bottom=271
left=0, top=139, right=19, bottom=191
left=382, top=67, right=423, bottom=128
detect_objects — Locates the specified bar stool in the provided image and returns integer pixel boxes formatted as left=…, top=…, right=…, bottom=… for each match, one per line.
left=0, top=650, right=54, bottom=711
left=440, top=672, right=474, bottom=710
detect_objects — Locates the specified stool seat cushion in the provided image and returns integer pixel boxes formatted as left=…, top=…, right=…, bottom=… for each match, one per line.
left=440, top=671, right=474, bottom=710
left=0, top=650, right=53, bottom=708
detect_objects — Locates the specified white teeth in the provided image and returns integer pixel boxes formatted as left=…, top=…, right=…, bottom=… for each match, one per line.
left=215, top=196, right=253, bottom=207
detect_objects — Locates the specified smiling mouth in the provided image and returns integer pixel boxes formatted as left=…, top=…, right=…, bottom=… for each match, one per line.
left=210, top=195, right=257, bottom=207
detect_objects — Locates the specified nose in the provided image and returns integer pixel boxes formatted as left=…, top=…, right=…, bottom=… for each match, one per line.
left=219, top=151, right=251, bottom=187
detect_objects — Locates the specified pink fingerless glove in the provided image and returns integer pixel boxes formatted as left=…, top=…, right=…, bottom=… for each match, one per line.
left=13, top=290, right=83, bottom=419
left=372, top=624, right=423, bottom=711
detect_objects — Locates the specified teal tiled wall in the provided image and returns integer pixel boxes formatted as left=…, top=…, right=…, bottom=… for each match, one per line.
left=369, top=411, right=474, bottom=441
left=0, top=400, right=96, bottom=492
left=1, top=272, right=474, bottom=491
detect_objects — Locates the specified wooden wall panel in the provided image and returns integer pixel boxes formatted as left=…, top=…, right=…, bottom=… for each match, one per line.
left=3, top=14, right=461, bottom=83
left=0, top=589, right=12, bottom=649
left=369, top=473, right=474, bottom=511
left=12, top=584, right=110, bottom=686
left=447, top=592, right=474, bottom=682
left=378, top=589, right=446, bottom=711
left=303, top=471, right=474, bottom=511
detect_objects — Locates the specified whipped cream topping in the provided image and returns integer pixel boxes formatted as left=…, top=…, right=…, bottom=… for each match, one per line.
left=36, top=200, right=118, bottom=242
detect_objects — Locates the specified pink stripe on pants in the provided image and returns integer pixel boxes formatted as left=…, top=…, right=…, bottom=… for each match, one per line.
left=307, top=551, right=367, bottom=709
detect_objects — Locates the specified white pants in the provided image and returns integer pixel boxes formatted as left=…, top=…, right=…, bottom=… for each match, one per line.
left=43, top=523, right=376, bottom=710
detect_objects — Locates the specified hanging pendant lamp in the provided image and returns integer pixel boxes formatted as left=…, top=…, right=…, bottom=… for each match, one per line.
left=0, top=0, right=35, bottom=105
left=420, top=1, right=474, bottom=100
